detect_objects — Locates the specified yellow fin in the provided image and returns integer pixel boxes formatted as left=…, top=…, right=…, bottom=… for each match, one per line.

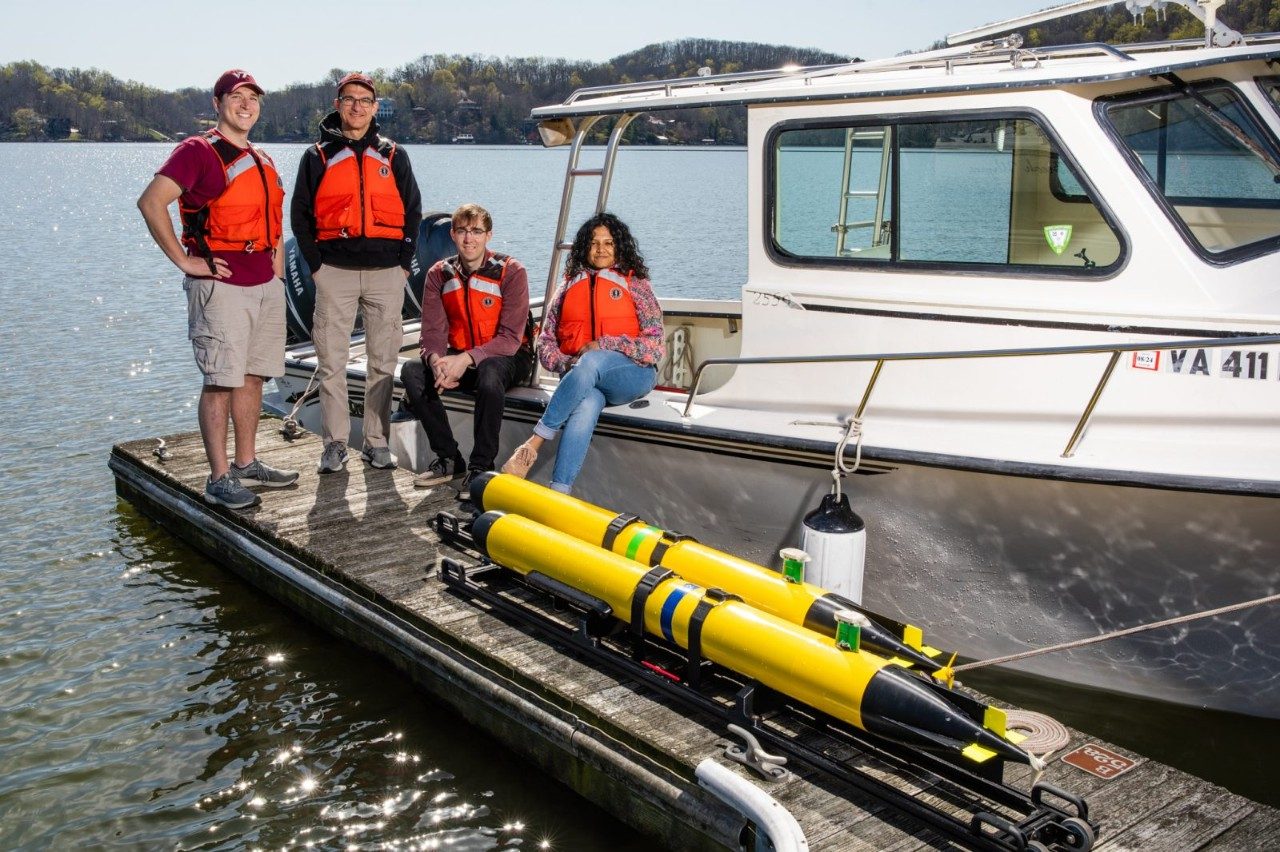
left=962, top=743, right=996, bottom=763
left=921, top=645, right=942, bottom=658
left=984, top=705, right=1009, bottom=736
left=902, top=624, right=924, bottom=650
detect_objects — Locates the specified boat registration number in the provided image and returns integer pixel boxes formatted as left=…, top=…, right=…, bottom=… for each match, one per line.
left=1131, top=347, right=1274, bottom=381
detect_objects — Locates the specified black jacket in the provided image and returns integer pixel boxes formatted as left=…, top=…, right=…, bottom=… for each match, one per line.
left=291, top=111, right=422, bottom=272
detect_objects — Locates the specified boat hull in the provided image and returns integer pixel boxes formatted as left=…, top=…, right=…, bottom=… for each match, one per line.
left=268, top=372, right=1280, bottom=719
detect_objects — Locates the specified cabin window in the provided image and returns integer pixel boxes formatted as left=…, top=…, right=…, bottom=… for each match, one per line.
left=1101, top=82, right=1280, bottom=258
left=770, top=115, right=1122, bottom=272
left=1259, top=76, right=1280, bottom=113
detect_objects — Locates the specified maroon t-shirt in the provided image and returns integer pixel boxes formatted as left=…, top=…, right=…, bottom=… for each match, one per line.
left=157, top=135, right=276, bottom=286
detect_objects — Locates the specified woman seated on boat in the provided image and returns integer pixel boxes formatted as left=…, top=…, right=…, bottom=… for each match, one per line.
left=501, top=213, right=664, bottom=492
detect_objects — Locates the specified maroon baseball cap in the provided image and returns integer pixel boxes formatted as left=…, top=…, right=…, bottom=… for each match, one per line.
left=336, top=72, right=377, bottom=98
left=214, top=69, right=264, bottom=98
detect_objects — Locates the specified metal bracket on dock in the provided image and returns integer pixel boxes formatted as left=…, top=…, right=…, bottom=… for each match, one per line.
left=435, top=511, right=477, bottom=551
left=723, top=723, right=789, bottom=782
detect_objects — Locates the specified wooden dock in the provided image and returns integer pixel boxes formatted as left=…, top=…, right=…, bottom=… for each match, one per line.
left=110, top=422, right=1280, bottom=851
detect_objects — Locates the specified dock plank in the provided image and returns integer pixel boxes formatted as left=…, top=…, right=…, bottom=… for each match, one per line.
left=109, top=423, right=1280, bottom=852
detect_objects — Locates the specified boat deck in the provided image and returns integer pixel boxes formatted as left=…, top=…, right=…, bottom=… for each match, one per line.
left=109, top=422, right=1280, bottom=850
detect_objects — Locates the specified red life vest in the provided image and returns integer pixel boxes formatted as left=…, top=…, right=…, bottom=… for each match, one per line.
left=179, top=130, right=284, bottom=254
left=555, top=267, right=641, bottom=357
left=312, top=137, right=405, bottom=241
left=440, top=253, right=517, bottom=350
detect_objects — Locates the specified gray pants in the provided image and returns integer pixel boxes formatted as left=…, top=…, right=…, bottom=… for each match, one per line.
left=311, top=264, right=404, bottom=450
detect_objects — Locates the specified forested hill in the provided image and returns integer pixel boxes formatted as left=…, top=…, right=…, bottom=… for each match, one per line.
left=0, top=40, right=849, bottom=145
left=1008, top=0, right=1279, bottom=47
left=4, top=2, right=1279, bottom=145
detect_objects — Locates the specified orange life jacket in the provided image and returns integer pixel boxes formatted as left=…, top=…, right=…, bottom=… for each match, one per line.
left=180, top=130, right=284, bottom=254
left=439, top=253, right=518, bottom=350
left=312, top=138, right=405, bottom=241
left=555, top=267, right=641, bottom=357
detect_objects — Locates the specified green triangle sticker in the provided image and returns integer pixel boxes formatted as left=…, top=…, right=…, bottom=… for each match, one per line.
left=1044, top=225, right=1073, bottom=255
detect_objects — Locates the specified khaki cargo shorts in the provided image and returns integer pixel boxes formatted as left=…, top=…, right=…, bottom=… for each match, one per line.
left=184, top=277, right=286, bottom=387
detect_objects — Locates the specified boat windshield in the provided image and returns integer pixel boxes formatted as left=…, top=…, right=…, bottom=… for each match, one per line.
left=770, top=114, right=1123, bottom=274
left=1100, top=81, right=1280, bottom=260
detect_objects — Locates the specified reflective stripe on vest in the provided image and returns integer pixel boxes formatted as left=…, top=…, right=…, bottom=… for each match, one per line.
left=556, top=267, right=641, bottom=356
left=440, top=253, right=511, bottom=351
left=179, top=130, right=285, bottom=254
left=313, top=139, right=405, bottom=241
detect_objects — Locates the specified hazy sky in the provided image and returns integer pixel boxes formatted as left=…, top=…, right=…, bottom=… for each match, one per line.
left=0, top=1, right=1113, bottom=92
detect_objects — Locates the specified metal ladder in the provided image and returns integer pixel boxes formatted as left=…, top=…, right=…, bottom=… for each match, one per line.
left=541, top=114, right=637, bottom=308
left=833, top=127, right=892, bottom=256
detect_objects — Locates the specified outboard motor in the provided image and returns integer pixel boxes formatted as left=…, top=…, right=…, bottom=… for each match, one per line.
left=282, top=211, right=457, bottom=344
left=404, top=211, right=457, bottom=320
left=282, top=236, right=319, bottom=345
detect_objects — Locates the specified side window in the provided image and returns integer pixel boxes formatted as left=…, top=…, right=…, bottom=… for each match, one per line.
left=1102, top=82, right=1280, bottom=257
left=772, top=115, right=1122, bottom=272
left=1258, top=76, right=1280, bottom=113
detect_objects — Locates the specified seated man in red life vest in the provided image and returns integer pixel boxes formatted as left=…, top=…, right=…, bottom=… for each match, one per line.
left=402, top=203, right=532, bottom=498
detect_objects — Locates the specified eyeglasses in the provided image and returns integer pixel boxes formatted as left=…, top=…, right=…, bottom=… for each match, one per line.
left=338, top=95, right=376, bottom=108
left=452, top=227, right=489, bottom=237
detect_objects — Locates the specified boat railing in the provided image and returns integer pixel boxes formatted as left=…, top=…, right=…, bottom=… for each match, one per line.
left=538, top=30, right=1280, bottom=121
left=680, top=333, right=1280, bottom=458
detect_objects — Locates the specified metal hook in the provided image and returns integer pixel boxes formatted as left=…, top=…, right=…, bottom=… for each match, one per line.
left=723, top=723, right=789, bottom=781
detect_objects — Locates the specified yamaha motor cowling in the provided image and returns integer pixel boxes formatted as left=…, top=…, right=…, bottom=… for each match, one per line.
left=283, top=211, right=455, bottom=344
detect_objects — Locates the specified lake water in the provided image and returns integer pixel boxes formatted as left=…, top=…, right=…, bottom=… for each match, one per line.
left=0, top=142, right=1276, bottom=850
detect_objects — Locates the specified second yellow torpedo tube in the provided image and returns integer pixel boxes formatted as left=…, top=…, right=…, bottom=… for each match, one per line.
left=470, top=510, right=1041, bottom=771
left=469, top=472, right=943, bottom=672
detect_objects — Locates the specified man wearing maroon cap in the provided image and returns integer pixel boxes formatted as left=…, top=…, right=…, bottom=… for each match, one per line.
left=291, top=71, right=422, bottom=475
left=138, top=69, right=298, bottom=510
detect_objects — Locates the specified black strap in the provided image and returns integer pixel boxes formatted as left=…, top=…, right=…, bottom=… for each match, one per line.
left=601, top=512, right=641, bottom=552
left=629, top=566, right=673, bottom=657
left=686, top=588, right=740, bottom=688
left=648, top=530, right=698, bottom=567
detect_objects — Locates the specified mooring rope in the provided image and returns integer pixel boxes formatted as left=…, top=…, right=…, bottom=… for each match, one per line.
left=951, top=591, right=1280, bottom=673
left=830, top=416, right=863, bottom=498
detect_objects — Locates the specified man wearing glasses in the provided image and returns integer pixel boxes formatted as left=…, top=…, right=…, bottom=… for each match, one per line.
left=291, top=71, right=422, bottom=474
left=402, top=203, right=532, bottom=498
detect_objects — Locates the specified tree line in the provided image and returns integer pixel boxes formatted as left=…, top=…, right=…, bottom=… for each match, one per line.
left=0, top=40, right=849, bottom=145
left=5, top=2, right=1278, bottom=145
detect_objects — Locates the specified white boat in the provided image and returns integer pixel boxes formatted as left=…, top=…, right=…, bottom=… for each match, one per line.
left=270, top=1, right=1280, bottom=718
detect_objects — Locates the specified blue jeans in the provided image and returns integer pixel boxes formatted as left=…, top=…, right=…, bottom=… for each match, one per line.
left=533, top=349, right=657, bottom=491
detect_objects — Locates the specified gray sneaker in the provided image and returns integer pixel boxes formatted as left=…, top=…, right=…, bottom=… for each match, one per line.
left=231, top=458, right=300, bottom=488
left=413, top=454, right=466, bottom=488
left=318, top=441, right=348, bottom=474
left=204, top=473, right=260, bottom=509
left=362, top=446, right=396, bottom=470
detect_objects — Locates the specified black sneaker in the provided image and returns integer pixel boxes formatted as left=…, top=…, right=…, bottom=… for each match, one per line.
left=413, top=453, right=466, bottom=489
left=204, top=473, right=260, bottom=509
left=457, top=468, right=486, bottom=502
left=231, top=458, right=300, bottom=488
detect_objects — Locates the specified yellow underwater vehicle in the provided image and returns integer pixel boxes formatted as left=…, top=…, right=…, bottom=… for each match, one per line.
left=436, top=474, right=1098, bottom=851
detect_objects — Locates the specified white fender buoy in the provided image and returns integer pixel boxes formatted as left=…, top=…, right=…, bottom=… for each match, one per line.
left=801, top=491, right=866, bottom=603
